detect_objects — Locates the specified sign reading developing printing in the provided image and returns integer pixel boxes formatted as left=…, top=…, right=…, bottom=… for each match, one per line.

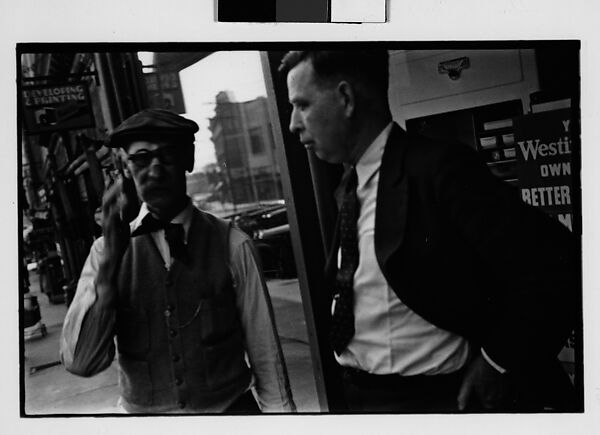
left=22, top=82, right=95, bottom=134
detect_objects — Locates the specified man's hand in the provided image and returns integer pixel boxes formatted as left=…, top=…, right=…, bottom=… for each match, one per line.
left=457, top=353, right=514, bottom=411
left=95, top=178, right=132, bottom=306
left=101, top=177, right=132, bottom=260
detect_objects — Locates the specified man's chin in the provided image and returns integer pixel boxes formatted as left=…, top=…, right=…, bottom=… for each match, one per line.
left=313, top=149, right=328, bottom=161
left=145, top=196, right=187, bottom=219
left=144, top=198, right=174, bottom=215
left=316, top=151, right=342, bottom=165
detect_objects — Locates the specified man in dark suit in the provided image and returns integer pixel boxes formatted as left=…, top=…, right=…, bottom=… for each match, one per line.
left=281, top=50, right=578, bottom=412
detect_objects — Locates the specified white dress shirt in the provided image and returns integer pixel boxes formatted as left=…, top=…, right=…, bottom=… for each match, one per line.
left=335, top=123, right=471, bottom=376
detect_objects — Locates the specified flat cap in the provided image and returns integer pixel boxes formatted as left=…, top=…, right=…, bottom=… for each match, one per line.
left=108, top=109, right=199, bottom=148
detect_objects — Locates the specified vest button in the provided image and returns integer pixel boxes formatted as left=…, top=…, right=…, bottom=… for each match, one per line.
left=178, top=401, right=186, bottom=409
left=166, top=278, right=173, bottom=286
left=169, top=329, right=178, bottom=338
left=172, top=354, right=180, bottom=362
left=175, top=377, right=183, bottom=386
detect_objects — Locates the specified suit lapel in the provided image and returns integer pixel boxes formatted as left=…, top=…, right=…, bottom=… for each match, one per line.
left=326, top=124, right=409, bottom=279
left=374, top=123, right=409, bottom=271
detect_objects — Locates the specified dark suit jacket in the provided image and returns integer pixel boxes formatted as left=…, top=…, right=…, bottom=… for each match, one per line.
left=327, top=123, right=579, bottom=409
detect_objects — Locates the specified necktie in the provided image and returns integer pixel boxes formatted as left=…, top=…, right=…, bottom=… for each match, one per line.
left=131, top=214, right=188, bottom=263
left=330, top=166, right=359, bottom=356
left=130, top=213, right=165, bottom=236
left=164, top=223, right=188, bottom=264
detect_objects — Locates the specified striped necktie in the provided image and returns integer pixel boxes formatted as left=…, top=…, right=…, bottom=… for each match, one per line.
left=330, top=166, right=359, bottom=356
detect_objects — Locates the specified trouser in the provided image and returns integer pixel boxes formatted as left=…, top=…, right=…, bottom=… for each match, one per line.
left=117, top=389, right=261, bottom=414
left=340, top=361, right=580, bottom=413
left=225, top=390, right=261, bottom=414
left=340, top=366, right=464, bottom=413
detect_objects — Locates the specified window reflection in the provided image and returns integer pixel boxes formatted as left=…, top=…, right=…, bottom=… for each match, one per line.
left=21, top=50, right=318, bottom=413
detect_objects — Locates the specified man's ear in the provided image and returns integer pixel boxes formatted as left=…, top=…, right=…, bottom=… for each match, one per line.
left=183, top=144, right=195, bottom=173
left=337, top=81, right=355, bottom=118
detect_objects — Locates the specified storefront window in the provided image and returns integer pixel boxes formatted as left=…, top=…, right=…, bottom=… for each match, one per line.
left=20, top=49, right=318, bottom=413
left=137, top=50, right=318, bottom=412
left=139, top=51, right=282, bottom=215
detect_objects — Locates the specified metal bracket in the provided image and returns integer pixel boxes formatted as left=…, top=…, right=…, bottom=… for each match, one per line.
left=438, top=57, right=471, bottom=80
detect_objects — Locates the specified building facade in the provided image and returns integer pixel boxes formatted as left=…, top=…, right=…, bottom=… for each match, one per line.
left=209, top=91, right=282, bottom=207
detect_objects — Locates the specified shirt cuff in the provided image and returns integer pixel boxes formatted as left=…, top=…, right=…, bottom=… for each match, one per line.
left=481, top=348, right=507, bottom=374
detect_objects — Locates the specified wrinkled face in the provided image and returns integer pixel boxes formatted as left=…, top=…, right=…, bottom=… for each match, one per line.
left=287, top=60, right=352, bottom=164
left=123, top=140, right=190, bottom=217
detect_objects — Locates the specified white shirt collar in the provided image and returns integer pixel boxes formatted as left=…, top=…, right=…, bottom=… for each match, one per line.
left=130, top=199, right=194, bottom=241
left=355, top=122, right=393, bottom=189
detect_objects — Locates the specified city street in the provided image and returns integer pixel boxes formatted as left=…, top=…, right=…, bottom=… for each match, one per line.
left=23, top=271, right=319, bottom=414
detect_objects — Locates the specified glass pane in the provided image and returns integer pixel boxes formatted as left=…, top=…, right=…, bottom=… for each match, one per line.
left=148, top=50, right=317, bottom=411
left=20, top=49, right=318, bottom=413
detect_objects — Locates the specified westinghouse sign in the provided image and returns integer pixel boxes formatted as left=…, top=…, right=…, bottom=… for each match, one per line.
left=21, top=82, right=95, bottom=134
left=513, top=109, right=574, bottom=231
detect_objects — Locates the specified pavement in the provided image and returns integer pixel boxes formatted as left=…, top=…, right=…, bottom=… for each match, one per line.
left=23, top=271, right=320, bottom=414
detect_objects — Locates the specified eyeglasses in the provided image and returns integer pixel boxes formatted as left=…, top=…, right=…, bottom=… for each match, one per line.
left=126, top=147, right=180, bottom=168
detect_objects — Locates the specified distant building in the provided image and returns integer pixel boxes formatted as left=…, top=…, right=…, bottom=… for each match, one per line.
left=208, top=91, right=282, bottom=205
left=186, top=171, right=211, bottom=197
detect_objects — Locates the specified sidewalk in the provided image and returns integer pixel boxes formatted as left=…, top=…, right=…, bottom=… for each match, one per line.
left=266, top=279, right=320, bottom=412
left=23, top=271, right=319, bottom=414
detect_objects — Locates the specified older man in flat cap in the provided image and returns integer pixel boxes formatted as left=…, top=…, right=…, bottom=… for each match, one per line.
left=60, top=109, right=295, bottom=414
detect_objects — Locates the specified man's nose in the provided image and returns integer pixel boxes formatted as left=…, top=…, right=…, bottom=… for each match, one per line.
left=289, top=107, right=302, bottom=134
left=148, top=157, right=165, bottom=178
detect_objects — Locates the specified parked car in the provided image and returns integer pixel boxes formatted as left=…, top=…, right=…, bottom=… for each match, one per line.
left=230, top=203, right=297, bottom=279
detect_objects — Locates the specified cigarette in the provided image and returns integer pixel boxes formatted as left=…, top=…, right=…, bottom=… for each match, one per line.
left=116, top=175, right=124, bottom=221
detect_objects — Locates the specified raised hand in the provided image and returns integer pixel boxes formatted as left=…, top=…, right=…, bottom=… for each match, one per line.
left=101, top=177, right=132, bottom=260
left=94, top=177, right=133, bottom=307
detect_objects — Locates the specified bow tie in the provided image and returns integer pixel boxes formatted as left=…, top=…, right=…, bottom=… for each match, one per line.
left=131, top=214, right=189, bottom=264
left=130, top=214, right=168, bottom=237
